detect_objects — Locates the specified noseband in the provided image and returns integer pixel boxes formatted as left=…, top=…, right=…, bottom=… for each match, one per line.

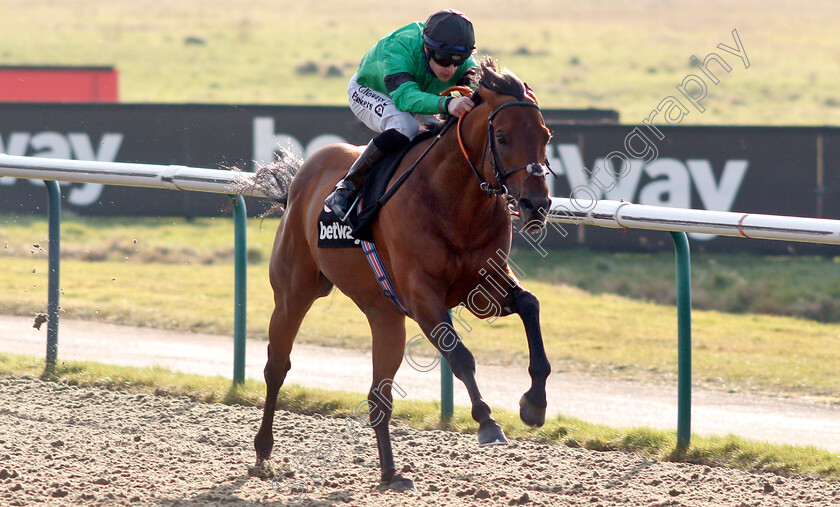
left=457, top=100, right=551, bottom=200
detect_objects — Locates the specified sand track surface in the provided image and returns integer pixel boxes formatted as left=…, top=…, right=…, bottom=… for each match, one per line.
left=1, top=376, right=839, bottom=506
left=3, top=315, right=840, bottom=455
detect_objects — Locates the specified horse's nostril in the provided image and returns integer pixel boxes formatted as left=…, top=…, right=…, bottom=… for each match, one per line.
left=519, top=199, right=534, bottom=212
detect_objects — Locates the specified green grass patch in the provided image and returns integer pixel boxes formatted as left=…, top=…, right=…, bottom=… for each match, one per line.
left=3, top=214, right=840, bottom=400
left=514, top=248, right=840, bottom=323
left=6, top=214, right=840, bottom=321
left=2, top=351, right=838, bottom=481
left=0, top=214, right=272, bottom=265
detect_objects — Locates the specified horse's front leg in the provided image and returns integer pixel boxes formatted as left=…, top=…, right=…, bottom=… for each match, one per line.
left=508, top=285, right=551, bottom=427
left=414, top=305, right=508, bottom=446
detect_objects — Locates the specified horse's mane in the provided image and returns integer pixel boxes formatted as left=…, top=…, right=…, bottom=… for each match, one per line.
left=477, top=58, right=528, bottom=102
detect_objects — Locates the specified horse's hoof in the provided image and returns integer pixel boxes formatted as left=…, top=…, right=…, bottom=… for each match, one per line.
left=247, top=458, right=276, bottom=479
left=379, top=474, right=416, bottom=492
left=477, top=420, right=508, bottom=447
left=519, top=394, right=547, bottom=428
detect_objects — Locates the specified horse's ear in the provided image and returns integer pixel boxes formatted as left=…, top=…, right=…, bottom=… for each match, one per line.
left=477, top=61, right=502, bottom=104
left=524, top=83, right=539, bottom=104
left=481, top=61, right=502, bottom=82
left=479, top=56, right=498, bottom=74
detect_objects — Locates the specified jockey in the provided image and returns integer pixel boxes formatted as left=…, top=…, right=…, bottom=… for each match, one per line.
left=325, top=9, right=480, bottom=220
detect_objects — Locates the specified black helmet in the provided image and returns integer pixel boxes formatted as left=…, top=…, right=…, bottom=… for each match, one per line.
left=422, top=9, right=475, bottom=55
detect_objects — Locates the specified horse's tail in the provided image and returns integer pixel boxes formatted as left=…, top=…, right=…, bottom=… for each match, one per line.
left=235, top=148, right=302, bottom=217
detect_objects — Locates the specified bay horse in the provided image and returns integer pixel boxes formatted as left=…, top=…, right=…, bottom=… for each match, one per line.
left=250, top=62, right=553, bottom=492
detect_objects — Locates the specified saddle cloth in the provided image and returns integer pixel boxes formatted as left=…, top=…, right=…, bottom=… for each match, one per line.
left=316, top=208, right=361, bottom=248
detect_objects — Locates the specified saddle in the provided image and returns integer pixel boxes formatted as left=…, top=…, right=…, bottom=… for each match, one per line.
left=317, top=131, right=434, bottom=247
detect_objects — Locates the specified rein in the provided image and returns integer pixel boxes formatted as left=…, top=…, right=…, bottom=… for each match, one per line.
left=457, top=99, right=551, bottom=200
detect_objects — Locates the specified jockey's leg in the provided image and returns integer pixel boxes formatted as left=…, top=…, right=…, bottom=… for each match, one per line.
left=324, top=139, right=382, bottom=220
left=324, top=128, right=409, bottom=221
left=327, top=73, right=418, bottom=220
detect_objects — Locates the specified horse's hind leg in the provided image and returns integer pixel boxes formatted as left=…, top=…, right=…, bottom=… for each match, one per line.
left=254, top=253, right=332, bottom=466
left=362, top=306, right=415, bottom=491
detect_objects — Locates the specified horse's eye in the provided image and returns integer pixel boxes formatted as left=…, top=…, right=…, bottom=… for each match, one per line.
left=495, top=132, right=508, bottom=145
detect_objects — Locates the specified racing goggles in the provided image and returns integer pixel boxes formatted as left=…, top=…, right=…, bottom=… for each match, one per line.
left=429, top=48, right=471, bottom=68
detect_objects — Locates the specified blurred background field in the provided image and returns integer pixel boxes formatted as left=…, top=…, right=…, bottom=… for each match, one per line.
left=1, top=0, right=839, bottom=125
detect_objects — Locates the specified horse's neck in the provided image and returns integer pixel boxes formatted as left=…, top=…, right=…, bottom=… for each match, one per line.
left=422, top=113, right=508, bottom=228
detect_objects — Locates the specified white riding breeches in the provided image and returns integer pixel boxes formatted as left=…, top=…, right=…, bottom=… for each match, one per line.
left=347, top=74, right=434, bottom=140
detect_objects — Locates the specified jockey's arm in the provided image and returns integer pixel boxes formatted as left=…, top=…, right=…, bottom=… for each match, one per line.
left=381, top=38, right=478, bottom=116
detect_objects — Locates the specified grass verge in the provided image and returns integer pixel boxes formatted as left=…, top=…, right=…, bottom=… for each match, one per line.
left=6, top=214, right=840, bottom=321
left=2, top=352, right=838, bottom=481
left=4, top=214, right=840, bottom=400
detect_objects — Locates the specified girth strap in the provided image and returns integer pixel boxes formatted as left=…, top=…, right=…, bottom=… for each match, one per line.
left=361, top=240, right=409, bottom=315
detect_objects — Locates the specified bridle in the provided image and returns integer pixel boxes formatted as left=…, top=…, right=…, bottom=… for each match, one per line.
left=378, top=89, right=553, bottom=213
left=456, top=97, right=552, bottom=204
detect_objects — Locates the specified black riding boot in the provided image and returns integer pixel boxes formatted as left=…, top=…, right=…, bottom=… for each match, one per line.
left=324, top=129, right=410, bottom=221
left=324, top=140, right=383, bottom=221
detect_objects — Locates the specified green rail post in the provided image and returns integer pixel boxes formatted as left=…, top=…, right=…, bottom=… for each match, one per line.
left=669, top=231, right=692, bottom=449
left=231, top=195, right=247, bottom=385
left=440, top=309, right=454, bottom=420
left=440, top=356, right=454, bottom=420
left=45, top=180, right=61, bottom=371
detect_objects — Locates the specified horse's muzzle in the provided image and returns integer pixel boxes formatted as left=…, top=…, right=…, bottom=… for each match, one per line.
left=518, top=197, right=551, bottom=235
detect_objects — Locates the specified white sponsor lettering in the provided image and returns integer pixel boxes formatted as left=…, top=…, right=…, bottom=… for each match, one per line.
left=639, top=158, right=691, bottom=208
left=252, top=117, right=346, bottom=170
left=319, top=220, right=356, bottom=242
left=0, top=133, right=29, bottom=186
left=0, top=131, right=124, bottom=206
left=686, top=159, right=749, bottom=211
left=551, top=143, right=749, bottom=241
